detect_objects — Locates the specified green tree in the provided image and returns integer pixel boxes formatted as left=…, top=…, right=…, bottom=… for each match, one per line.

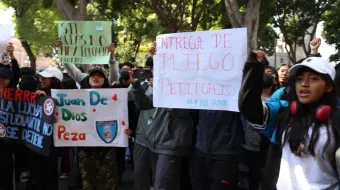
left=322, top=0, right=340, bottom=62
left=273, top=0, right=336, bottom=63
left=1, top=0, right=64, bottom=69
left=87, top=0, right=163, bottom=64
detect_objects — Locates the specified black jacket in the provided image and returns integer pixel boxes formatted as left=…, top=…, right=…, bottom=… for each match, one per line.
left=196, top=110, right=243, bottom=156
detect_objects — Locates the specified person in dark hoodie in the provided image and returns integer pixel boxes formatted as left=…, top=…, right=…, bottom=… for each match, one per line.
left=0, top=66, right=20, bottom=190
left=0, top=43, right=22, bottom=190
left=192, top=108, right=243, bottom=189
left=240, top=74, right=275, bottom=190
left=32, top=67, right=64, bottom=190
left=16, top=67, right=37, bottom=184
left=112, top=61, right=139, bottom=183
left=130, top=56, right=194, bottom=190
left=61, top=41, right=125, bottom=190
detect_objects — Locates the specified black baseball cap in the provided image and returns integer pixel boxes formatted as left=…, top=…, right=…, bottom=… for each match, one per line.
left=89, top=67, right=106, bottom=77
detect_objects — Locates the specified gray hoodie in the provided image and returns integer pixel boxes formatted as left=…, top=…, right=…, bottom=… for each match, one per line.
left=131, top=83, right=194, bottom=156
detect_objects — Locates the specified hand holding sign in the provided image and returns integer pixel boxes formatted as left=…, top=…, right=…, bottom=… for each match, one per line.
left=109, top=43, right=115, bottom=54
left=52, top=89, right=129, bottom=147
left=6, top=43, right=14, bottom=58
left=36, top=90, right=47, bottom=96
left=124, top=129, right=133, bottom=138
left=0, top=43, right=14, bottom=66
left=57, top=21, right=112, bottom=65
left=56, top=39, right=62, bottom=48
left=149, top=41, right=157, bottom=56
left=153, top=28, right=247, bottom=111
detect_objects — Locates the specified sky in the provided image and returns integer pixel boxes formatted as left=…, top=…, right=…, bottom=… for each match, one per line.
left=0, top=7, right=337, bottom=61
left=0, top=7, right=14, bottom=24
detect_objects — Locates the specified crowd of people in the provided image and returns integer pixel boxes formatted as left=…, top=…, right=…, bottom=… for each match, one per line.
left=0, top=37, right=339, bottom=190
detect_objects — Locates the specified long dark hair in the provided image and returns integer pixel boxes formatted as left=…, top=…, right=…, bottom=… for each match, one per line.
left=277, top=68, right=339, bottom=159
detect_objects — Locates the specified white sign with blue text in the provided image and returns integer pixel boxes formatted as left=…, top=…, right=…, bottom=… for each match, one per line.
left=51, top=89, right=129, bottom=147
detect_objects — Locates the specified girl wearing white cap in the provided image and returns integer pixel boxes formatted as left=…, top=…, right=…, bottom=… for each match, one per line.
left=239, top=51, right=339, bottom=189
left=36, top=67, right=64, bottom=96
left=31, top=67, right=64, bottom=190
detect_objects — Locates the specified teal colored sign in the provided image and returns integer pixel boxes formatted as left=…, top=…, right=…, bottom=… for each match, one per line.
left=58, top=21, right=112, bottom=65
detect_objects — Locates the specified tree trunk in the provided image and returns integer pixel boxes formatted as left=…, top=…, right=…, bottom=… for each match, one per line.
left=56, top=0, right=89, bottom=20
left=56, top=0, right=89, bottom=72
left=224, top=0, right=261, bottom=52
left=149, top=0, right=188, bottom=33
left=21, top=41, right=36, bottom=70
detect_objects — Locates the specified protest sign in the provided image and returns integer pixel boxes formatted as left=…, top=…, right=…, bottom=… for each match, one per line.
left=0, top=24, right=15, bottom=65
left=58, top=21, right=112, bottom=65
left=0, top=88, right=56, bottom=156
left=153, top=28, right=247, bottom=112
left=51, top=89, right=129, bottom=147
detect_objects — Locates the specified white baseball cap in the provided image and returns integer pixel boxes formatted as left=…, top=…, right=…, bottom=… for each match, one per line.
left=38, top=67, right=63, bottom=81
left=289, top=57, right=335, bottom=80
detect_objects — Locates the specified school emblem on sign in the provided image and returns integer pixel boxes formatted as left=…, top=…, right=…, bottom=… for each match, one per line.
left=0, top=123, right=6, bottom=138
left=43, top=98, right=54, bottom=116
left=96, top=120, right=118, bottom=143
left=0, top=52, right=11, bottom=65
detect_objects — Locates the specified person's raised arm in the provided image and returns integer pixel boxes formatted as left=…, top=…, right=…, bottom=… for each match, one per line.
left=238, top=51, right=268, bottom=126
left=108, top=43, right=119, bottom=84
left=7, top=43, right=21, bottom=86
left=310, top=38, right=321, bottom=57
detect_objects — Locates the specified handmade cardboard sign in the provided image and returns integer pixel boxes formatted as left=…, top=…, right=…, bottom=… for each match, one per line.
left=58, top=21, right=112, bottom=64
left=51, top=89, right=129, bottom=147
left=153, top=28, right=247, bottom=112
left=0, top=88, right=56, bottom=156
left=0, top=24, right=14, bottom=65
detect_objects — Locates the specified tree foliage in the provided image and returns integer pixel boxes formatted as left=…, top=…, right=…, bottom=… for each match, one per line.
left=87, top=0, right=163, bottom=64
left=273, top=0, right=336, bottom=63
left=322, top=0, right=340, bottom=63
left=1, top=0, right=65, bottom=69
left=0, top=0, right=282, bottom=67
left=15, top=2, right=64, bottom=56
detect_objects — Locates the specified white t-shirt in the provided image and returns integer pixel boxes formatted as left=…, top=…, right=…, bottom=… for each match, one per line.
left=277, top=126, right=339, bottom=190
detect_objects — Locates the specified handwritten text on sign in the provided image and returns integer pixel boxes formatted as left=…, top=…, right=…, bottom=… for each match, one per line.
left=153, top=28, right=247, bottom=111
left=51, top=89, right=129, bottom=147
left=0, top=88, right=55, bottom=156
left=58, top=21, right=112, bottom=65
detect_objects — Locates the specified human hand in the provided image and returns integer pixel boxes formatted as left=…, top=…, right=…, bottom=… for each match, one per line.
left=253, top=50, right=266, bottom=62
left=310, top=38, right=321, bottom=54
left=130, top=69, right=140, bottom=85
left=109, top=43, right=115, bottom=54
left=36, top=90, right=47, bottom=96
left=124, top=129, right=133, bottom=138
left=56, top=39, right=62, bottom=47
left=149, top=41, right=157, bottom=56
left=6, top=43, right=14, bottom=56
left=148, top=78, right=153, bottom=87
left=111, top=81, right=119, bottom=88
